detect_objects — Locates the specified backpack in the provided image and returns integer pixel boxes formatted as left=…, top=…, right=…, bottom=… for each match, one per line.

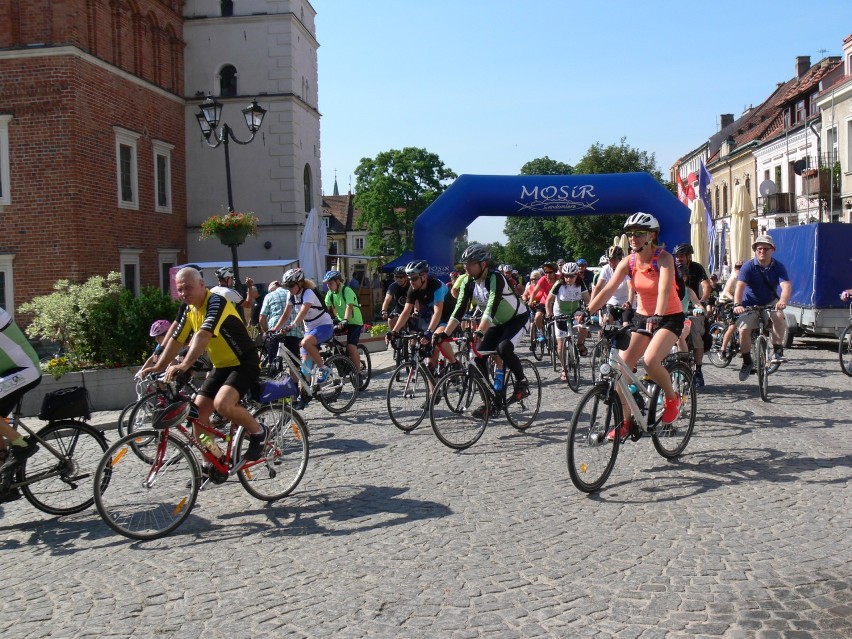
left=628, top=249, right=686, bottom=302
left=295, top=287, right=329, bottom=321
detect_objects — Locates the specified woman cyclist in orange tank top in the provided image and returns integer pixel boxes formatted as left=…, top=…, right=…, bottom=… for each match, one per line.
left=587, top=212, right=686, bottom=440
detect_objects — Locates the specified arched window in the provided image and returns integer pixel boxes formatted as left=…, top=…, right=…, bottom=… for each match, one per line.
left=722, top=183, right=729, bottom=215
left=745, top=176, right=751, bottom=194
left=304, top=164, right=313, bottom=212
left=714, top=187, right=720, bottom=218
left=219, top=65, right=237, bottom=97
left=221, top=1, right=234, bottom=17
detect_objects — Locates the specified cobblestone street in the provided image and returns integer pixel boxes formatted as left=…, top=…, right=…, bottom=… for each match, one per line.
left=1, top=338, right=850, bottom=638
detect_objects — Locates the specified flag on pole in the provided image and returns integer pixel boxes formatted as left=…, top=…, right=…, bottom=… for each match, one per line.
left=699, top=161, right=716, bottom=273
left=686, top=172, right=697, bottom=202
left=676, top=173, right=688, bottom=205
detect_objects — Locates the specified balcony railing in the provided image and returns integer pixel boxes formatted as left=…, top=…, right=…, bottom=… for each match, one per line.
left=758, top=193, right=796, bottom=214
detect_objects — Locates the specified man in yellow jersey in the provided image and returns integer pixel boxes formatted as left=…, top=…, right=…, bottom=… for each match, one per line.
left=140, top=267, right=267, bottom=461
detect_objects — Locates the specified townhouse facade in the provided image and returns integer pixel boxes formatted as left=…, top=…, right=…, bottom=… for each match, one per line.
left=673, top=43, right=851, bottom=272
left=0, top=0, right=187, bottom=315
left=0, top=0, right=320, bottom=316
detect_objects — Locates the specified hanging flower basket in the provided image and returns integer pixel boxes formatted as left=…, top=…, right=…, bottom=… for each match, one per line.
left=199, top=211, right=259, bottom=247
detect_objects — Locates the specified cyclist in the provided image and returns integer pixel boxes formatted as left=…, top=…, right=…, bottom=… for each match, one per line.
left=546, top=262, right=591, bottom=381
left=0, top=307, right=43, bottom=500
left=138, top=319, right=174, bottom=371
left=323, top=270, right=364, bottom=380
left=672, top=243, right=712, bottom=388
left=576, top=258, right=595, bottom=289
left=259, top=279, right=302, bottom=374
left=733, top=234, right=792, bottom=381
left=393, top=260, right=458, bottom=368
left=526, top=262, right=558, bottom=344
left=442, top=243, right=530, bottom=413
left=215, top=266, right=258, bottom=324
left=380, top=267, right=411, bottom=331
left=591, top=246, right=629, bottom=326
left=139, top=267, right=268, bottom=462
left=273, top=268, right=335, bottom=409
left=715, top=261, right=742, bottom=356
left=501, top=264, right=523, bottom=296
left=587, top=212, right=685, bottom=440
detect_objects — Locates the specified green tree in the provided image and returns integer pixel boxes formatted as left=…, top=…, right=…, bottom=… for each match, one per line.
left=519, top=156, right=574, bottom=176
left=561, top=137, right=664, bottom=262
left=354, top=147, right=457, bottom=257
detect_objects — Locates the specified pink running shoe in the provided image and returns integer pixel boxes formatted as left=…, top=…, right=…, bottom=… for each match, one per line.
left=661, top=397, right=681, bottom=424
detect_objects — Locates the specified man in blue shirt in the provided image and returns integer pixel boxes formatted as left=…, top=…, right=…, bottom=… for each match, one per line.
left=733, top=234, right=792, bottom=381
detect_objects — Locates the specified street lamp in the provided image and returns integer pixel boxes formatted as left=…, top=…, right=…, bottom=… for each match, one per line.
left=196, top=95, right=267, bottom=294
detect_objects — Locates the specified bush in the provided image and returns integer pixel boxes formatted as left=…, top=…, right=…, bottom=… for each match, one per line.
left=19, top=272, right=180, bottom=371
left=369, top=323, right=389, bottom=336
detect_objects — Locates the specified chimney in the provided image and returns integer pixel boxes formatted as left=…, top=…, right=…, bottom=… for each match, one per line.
left=796, top=55, right=811, bottom=79
left=720, top=114, right=734, bottom=130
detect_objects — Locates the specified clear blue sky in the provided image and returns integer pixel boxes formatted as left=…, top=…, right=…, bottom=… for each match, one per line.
left=313, top=0, right=851, bottom=245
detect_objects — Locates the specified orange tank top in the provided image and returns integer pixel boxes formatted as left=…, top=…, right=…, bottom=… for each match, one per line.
left=630, top=250, right=682, bottom=316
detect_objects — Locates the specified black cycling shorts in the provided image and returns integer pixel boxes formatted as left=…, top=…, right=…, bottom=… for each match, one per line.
left=198, top=363, right=260, bottom=400
left=632, top=312, right=685, bottom=337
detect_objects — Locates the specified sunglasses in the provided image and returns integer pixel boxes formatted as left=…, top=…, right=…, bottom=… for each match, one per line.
left=543, top=270, right=556, bottom=275
left=626, top=231, right=648, bottom=238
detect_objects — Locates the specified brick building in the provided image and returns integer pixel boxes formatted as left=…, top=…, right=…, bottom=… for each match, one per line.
left=0, top=0, right=187, bottom=315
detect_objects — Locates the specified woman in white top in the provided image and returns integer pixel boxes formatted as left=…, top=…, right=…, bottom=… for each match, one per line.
left=275, top=268, right=335, bottom=394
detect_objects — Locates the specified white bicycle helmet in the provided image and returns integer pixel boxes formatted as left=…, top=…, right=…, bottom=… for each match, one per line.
left=282, top=268, right=305, bottom=285
left=624, top=212, right=660, bottom=231
left=561, top=262, right=580, bottom=276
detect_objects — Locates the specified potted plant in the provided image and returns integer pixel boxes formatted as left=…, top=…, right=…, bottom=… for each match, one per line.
left=200, top=211, right=259, bottom=247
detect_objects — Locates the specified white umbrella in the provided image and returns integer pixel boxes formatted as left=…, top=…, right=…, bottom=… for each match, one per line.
left=317, top=212, right=328, bottom=277
left=689, top=198, right=709, bottom=267
left=729, top=184, right=754, bottom=264
left=298, top=208, right=323, bottom=283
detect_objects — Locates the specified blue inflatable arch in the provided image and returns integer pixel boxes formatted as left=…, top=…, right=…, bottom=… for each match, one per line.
left=413, top=173, right=690, bottom=275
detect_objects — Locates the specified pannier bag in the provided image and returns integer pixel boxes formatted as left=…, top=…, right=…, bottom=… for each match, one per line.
left=38, top=386, right=92, bottom=422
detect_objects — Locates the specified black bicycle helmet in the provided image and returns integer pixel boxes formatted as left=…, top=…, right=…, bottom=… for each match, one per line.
left=393, top=266, right=406, bottom=277
left=460, top=242, right=491, bottom=263
left=605, top=246, right=624, bottom=260
left=673, top=243, right=694, bottom=255
left=404, top=260, right=429, bottom=276
left=152, top=401, right=191, bottom=430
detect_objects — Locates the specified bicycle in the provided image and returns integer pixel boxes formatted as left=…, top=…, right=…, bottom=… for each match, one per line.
left=429, top=340, right=542, bottom=450
left=566, top=324, right=697, bottom=493
left=838, top=302, right=852, bottom=376
left=1, top=387, right=110, bottom=515
left=93, top=377, right=309, bottom=540
left=386, top=331, right=468, bottom=432
left=528, top=310, right=546, bottom=362
left=257, top=333, right=359, bottom=413
left=546, top=314, right=583, bottom=392
left=320, top=325, right=372, bottom=392
left=738, top=305, right=782, bottom=402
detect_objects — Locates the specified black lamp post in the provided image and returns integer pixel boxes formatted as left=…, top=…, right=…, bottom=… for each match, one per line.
left=196, top=95, right=267, bottom=293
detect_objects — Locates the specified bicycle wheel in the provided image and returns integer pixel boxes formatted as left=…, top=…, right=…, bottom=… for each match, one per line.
left=126, top=390, right=171, bottom=438
left=116, top=400, right=137, bottom=438
left=430, top=370, right=490, bottom=450
left=356, top=343, right=372, bottom=391
left=504, top=358, right=542, bottom=431
left=590, top=338, right=608, bottom=383
left=566, top=382, right=621, bottom=493
left=706, top=322, right=734, bottom=368
left=648, top=362, right=697, bottom=458
left=18, top=420, right=109, bottom=516
left=549, top=328, right=558, bottom=372
left=840, top=323, right=852, bottom=376
left=755, top=334, right=770, bottom=402
left=316, top=354, right=359, bottom=414
left=386, top=362, right=430, bottom=432
left=236, top=405, right=309, bottom=501
left=566, top=340, right=581, bottom=392
left=94, top=430, right=199, bottom=541
left=529, top=326, right=544, bottom=361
